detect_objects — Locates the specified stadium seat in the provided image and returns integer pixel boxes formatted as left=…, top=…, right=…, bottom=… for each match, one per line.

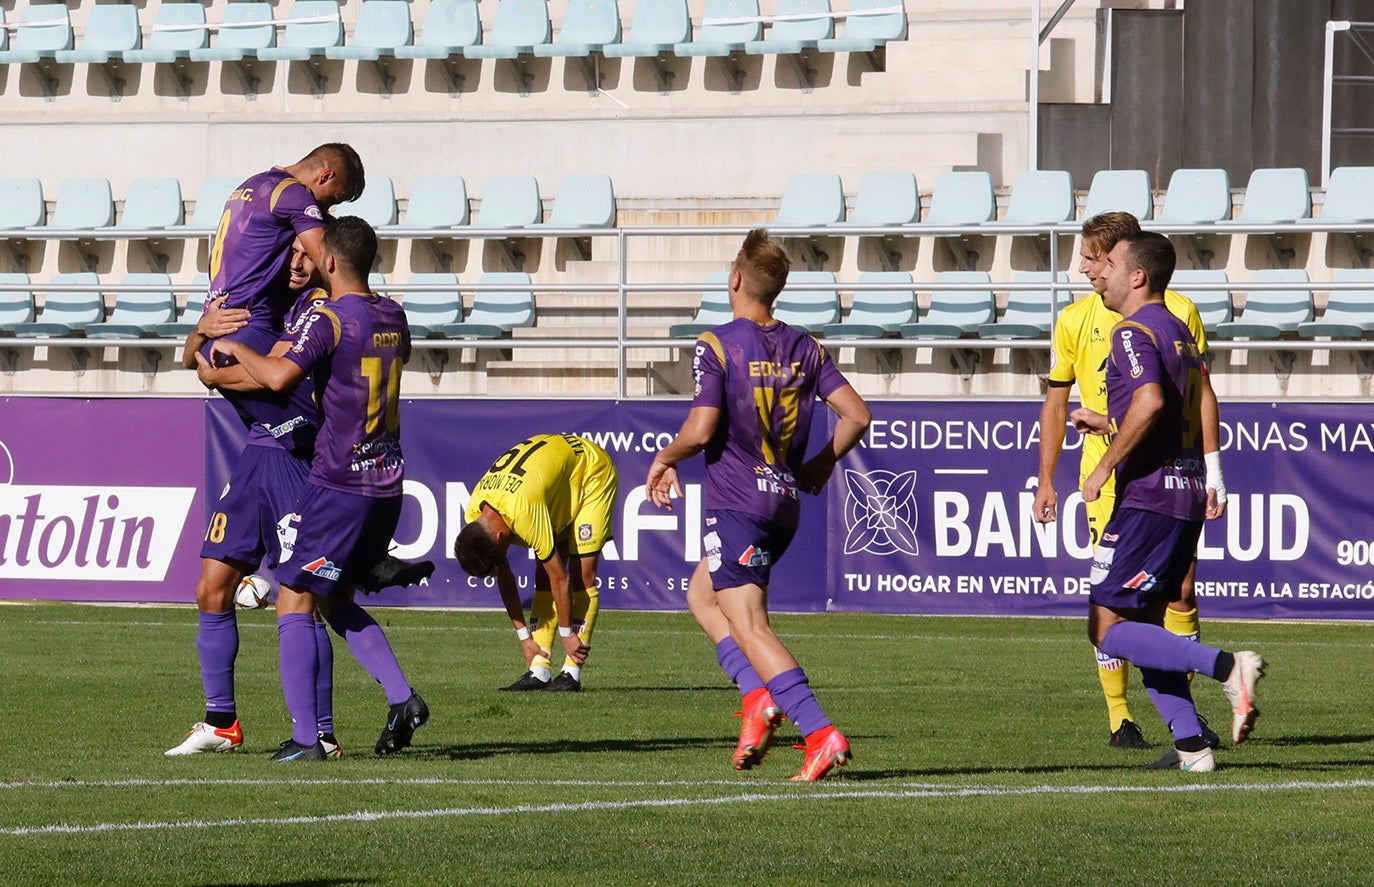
left=773, top=270, right=839, bottom=332
left=117, top=178, right=185, bottom=231
left=1299, top=269, right=1374, bottom=339
left=745, top=0, right=833, bottom=55
left=178, top=177, right=241, bottom=234
left=391, top=176, right=470, bottom=229
left=0, top=4, right=72, bottom=64
left=834, top=171, right=920, bottom=228
left=1081, top=169, right=1153, bottom=221
left=1156, top=168, right=1231, bottom=225
left=985, top=170, right=1075, bottom=227
left=978, top=271, right=1070, bottom=339
left=54, top=4, right=141, bottom=64
left=393, top=0, right=483, bottom=59
left=0, top=8, right=6, bottom=55
left=822, top=271, right=915, bottom=338
left=400, top=273, right=464, bottom=337
left=1214, top=269, right=1312, bottom=339
left=475, top=177, right=542, bottom=227
left=1169, top=270, right=1231, bottom=332
left=533, top=0, right=621, bottom=57
left=817, top=0, right=907, bottom=54
left=916, top=171, right=996, bottom=229
left=257, top=0, right=343, bottom=62
left=1221, top=167, right=1311, bottom=225
left=603, top=0, right=692, bottom=58
left=189, top=4, right=276, bottom=63
left=152, top=274, right=210, bottom=337
left=900, top=271, right=995, bottom=338
left=326, top=0, right=412, bottom=60
left=0, top=274, right=36, bottom=334
left=676, top=0, right=760, bottom=57
left=669, top=272, right=731, bottom=338
left=464, top=0, right=552, bottom=59
left=0, top=178, right=46, bottom=229
left=124, top=3, right=209, bottom=64
left=1302, top=166, right=1374, bottom=225
left=334, top=176, right=398, bottom=227
left=87, top=274, right=177, bottom=339
left=772, top=173, right=845, bottom=227
left=538, top=174, right=616, bottom=228
left=49, top=178, right=115, bottom=232
left=14, top=273, right=104, bottom=337
left=443, top=272, right=535, bottom=337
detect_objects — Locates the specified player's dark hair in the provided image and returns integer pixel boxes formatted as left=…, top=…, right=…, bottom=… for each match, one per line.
left=454, top=522, right=503, bottom=578
left=1081, top=211, right=1142, bottom=255
left=1119, top=230, right=1176, bottom=294
left=322, top=216, right=378, bottom=279
left=733, top=228, right=790, bottom=307
left=302, top=143, right=366, bottom=202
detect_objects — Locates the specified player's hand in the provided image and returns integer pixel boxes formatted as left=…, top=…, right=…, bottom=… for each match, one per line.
left=1070, top=407, right=1109, bottom=435
left=519, top=637, right=544, bottom=668
left=796, top=450, right=837, bottom=495
left=646, top=459, right=681, bottom=510
left=209, top=337, right=237, bottom=367
left=561, top=634, right=590, bottom=666
left=1205, top=488, right=1228, bottom=521
left=1032, top=484, right=1057, bottom=523
left=1081, top=467, right=1108, bottom=503
left=193, top=351, right=220, bottom=389
left=196, top=296, right=250, bottom=339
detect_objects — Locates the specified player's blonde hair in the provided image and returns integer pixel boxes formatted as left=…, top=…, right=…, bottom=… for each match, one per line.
left=733, top=228, right=790, bottom=307
left=1081, top=211, right=1142, bottom=256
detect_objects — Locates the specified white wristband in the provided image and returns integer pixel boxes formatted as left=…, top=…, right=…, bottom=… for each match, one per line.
left=1204, top=451, right=1226, bottom=502
left=558, top=626, right=574, bottom=638
left=515, top=626, right=531, bottom=641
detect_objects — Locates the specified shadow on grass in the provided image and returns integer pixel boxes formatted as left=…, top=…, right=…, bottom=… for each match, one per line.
left=1263, top=733, right=1374, bottom=747
left=408, top=735, right=733, bottom=761
left=194, top=880, right=369, bottom=887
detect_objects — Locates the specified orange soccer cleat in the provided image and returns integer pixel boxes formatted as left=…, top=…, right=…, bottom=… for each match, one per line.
left=790, top=725, right=852, bottom=782
left=732, top=688, right=785, bottom=771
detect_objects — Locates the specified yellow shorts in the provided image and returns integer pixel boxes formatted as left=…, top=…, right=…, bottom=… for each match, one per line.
left=1081, top=476, right=1116, bottom=551
left=563, top=440, right=619, bottom=556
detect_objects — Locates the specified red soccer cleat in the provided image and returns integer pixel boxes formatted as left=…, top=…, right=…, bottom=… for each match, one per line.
left=732, top=688, right=784, bottom=771
left=790, top=725, right=852, bottom=782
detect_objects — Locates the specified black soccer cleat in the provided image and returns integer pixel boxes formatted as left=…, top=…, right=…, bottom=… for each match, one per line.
left=375, top=691, right=430, bottom=755
left=1198, top=713, right=1222, bottom=749
left=271, top=738, right=328, bottom=762
left=499, top=671, right=550, bottom=692
left=358, top=554, right=436, bottom=595
left=1108, top=719, right=1154, bottom=750
left=547, top=672, right=582, bottom=692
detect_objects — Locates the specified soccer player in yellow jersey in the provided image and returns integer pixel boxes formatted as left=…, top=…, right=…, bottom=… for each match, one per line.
left=1032, top=212, right=1229, bottom=750
left=454, top=433, right=619, bottom=692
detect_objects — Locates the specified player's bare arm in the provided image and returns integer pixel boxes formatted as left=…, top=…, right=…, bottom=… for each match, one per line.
left=195, top=340, right=292, bottom=391
left=211, top=339, right=306, bottom=393
left=493, top=558, right=543, bottom=666
left=1033, top=385, right=1072, bottom=523
left=1070, top=407, right=1109, bottom=435
left=796, top=383, right=871, bottom=495
left=648, top=405, right=721, bottom=509
left=1082, top=382, right=1163, bottom=503
left=1200, top=373, right=1227, bottom=519
left=180, top=296, right=250, bottom=369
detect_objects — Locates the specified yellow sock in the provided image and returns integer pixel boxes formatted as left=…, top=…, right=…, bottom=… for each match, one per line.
left=1164, top=606, right=1201, bottom=642
left=1096, top=647, right=1132, bottom=731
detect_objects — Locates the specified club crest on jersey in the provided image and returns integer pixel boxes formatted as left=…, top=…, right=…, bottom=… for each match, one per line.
left=1124, top=571, right=1158, bottom=591
left=304, top=205, right=323, bottom=220
left=737, top=545, right=771, bottom=567
left=303, top=557, right=343, bottom=581
left=578, top=523, right=593, bottom=542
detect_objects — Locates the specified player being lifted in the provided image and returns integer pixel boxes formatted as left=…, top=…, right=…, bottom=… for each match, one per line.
left=647, top=229, right=871, bottom=781
left=454, top=434, right=619, bottom=692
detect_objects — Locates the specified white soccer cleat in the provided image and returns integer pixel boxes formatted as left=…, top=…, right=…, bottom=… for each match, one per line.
left=164, top=720, right=244, bottom=756
left=1148, top=745, right=1216, bottom=773
left=1221, top=650, right=1266, bottom=745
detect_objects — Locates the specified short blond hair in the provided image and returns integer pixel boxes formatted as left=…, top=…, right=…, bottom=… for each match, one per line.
left=1081, top=211, right=1142, bottom=256
left=733, top=228, right=790, bottom=306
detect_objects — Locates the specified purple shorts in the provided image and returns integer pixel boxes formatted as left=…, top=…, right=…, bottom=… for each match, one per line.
left=702, top=509, right=797, bottom=591
left=279, top=484, right=402, bottom=597
left=1089, top=507, right=1203, bottom=610
left=200, top=442, right=310, bottom=569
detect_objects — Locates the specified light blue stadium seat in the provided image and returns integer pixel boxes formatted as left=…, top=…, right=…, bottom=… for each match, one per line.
left=465, top=0, right=551, bottom=59
left=1220, top=168, right=1311, bottom=225
left=822, top=271, right=914, bottom=338
left=817, top=0, right=906, bottom=54
left=1157, top=168, right=1231, bottom=225
left=1214, top=269, right=1312, bottom=339
left=124, top=3, right=209, bottom=63
left=916, top=171, right=996, bottom=230
left=0, top=178, right=46, bottom=229
left=392, top=176, right=470, bottom=229
left=443, top=272, right=536, bottom=337
left=1081, top=169, right=1153, bottom=221
left=55, top=4, right=141, bottom=63
left=901, top=271, right=995, bottom=338
left=0, top=8, right=6, bottom=54
left=87, top=274, right=177, bottom=339
left=50, top=178, right=114, bottom=232
left=676, top=0, right=760, bottom=57
left=257, top=1, right=343, bottom=61
left=534, top=0, right=621, bottom=57
left=745, top=0, right=832, bottom=55
left=834, top=171, right=919, bottom=228
left=772, top=173, right=845, bottom=226
left=14, top=273, right=104, bottom=337
left=0, top=4, right=72, bottom=64
left=774, top=270, right=838, bottom=332
left=393, top=0, right=482, bottom=59
left=986, top=170, right=1075, bottom=227
left=0, top=274, right=36, bottom=334
left=603, top=0, right=691, bottom=58
left=1302, top=166, right=1374, bottom=225
left=179, top=177, right=242, bottom=234
left=152, top=274, right=210, bottom=337
left=401, top=273, right=463, bottom=337
left=334, top=176, right=398, bottom=227
left=1299, top=269, right=1374, bottom=339
left=326, top=0, right=412, bottom=60
left=476, top=177, right=542, bottom=227
left=189, top=4, right=276, bottom=63
left=538, top=175, right=616, bottom=228
left=669, top=272, right=731, bottom=338
left=978, top=271, right=1070, bottom=339
left=1170, top=270, right=1231, bottom=332
left=118, top=178, right=185, bottom=231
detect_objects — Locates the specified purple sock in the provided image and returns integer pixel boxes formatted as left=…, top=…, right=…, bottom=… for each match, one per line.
left=325, top=602, right=411, bottom=704
left=197, top=610, right=239, bottom=717
left=314, top=620, right=334, bottom=734
left=1138, top=667, right=1203, bottom=742
left=1099, top=622, right=1223, bottom=676
left=278, top=613, right=319, bottom=746
left=765, top=667, right=831, bottom=736
left=715, top=637, right=764, bottom=697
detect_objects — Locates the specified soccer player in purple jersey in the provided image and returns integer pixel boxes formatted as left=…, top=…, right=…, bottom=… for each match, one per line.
left=646, top=229, right=871, bottom=781
left=1074, top=231, right=1265, bottom=772
left=212, top=217, right=426, bottom=761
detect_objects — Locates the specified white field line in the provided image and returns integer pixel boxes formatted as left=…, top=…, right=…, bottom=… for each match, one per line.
left=6, top=779, right=1374, bottom=837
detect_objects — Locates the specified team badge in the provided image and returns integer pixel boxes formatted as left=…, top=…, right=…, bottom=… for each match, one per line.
left=304, top=205, right=323, bottom=220
left=578, top=523, right=593, bottom=542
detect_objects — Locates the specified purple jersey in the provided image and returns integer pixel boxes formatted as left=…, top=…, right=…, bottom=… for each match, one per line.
left=283, top=291, right=411, bottom=497
left=1104, top=301, right=1208, bottom=521
left=692, top=318, right=849, bottom=528
left=242, top=287, right=326, bottom=457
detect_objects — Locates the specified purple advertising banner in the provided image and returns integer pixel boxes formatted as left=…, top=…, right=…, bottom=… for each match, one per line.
left=7, top=397, right=1374, bottom=620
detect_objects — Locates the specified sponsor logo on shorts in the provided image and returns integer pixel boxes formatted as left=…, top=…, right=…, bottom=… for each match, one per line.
left=578, top=523, right=593, bottom=542
left=1124, top=570, right=1157, bottom=591
left=704, top=531, right=722, bottom=572
left=738, top=545, right=771, bottom=568
left=303, top=557, right=343, bottom=582
left=705, top=516, right=717, bottom=526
